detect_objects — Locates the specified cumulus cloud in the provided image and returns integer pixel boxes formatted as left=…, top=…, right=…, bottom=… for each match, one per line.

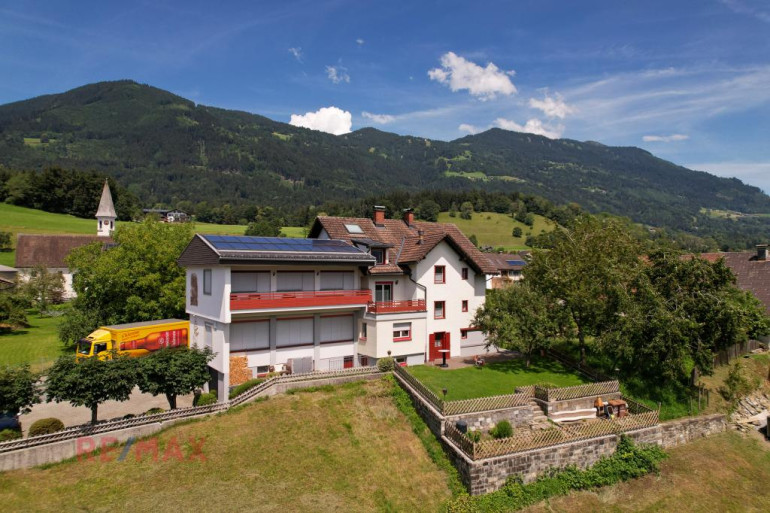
left=642, top=134, right=689, bottom=142
left=493, top=117, right=564, bottom=139
left=428, top=51, right=516, bottom=100
left=288, top=47, right=302, bottom=62
left=361, top=111, right=395, bottom=124
left=289, top=106, right=352, bottom=135
left=356, top=38, right=365, bottom=45
left=528, top=93, right=576, bottom=119
left=458, top=123, right=480, bottom=134
left=326, top=65, right=350, bottom=84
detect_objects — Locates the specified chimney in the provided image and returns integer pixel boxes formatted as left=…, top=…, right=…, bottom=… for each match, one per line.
left=373, top=206, right=386, bottom=226
left=403, top=208, right=414, bottom=226
left=417, top=229, right=424, bottom=245
left=757, top=244, right=768, bottom=261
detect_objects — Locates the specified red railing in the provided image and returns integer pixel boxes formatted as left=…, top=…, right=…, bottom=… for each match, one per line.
left=367, top=299, right=427, bottom=314
left=231, top=289, right=372, bottom=311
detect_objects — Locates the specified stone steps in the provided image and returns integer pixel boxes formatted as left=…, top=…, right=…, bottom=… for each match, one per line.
left=528, top=400, right=551, bottom=430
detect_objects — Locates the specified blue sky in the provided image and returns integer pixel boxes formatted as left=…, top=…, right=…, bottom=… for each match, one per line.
left=1, top=0, right=769, bottom=193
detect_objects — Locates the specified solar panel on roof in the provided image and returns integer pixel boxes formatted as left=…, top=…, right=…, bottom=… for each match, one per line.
left=203, top=234, right=364, bottom=254
left=506, top=260, right=526, bottom=266
left=345, top=224, right=364, bottom=234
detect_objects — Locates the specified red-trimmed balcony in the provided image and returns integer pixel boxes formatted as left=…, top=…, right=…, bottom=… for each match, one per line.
left=231, top=289, right=372, bottom=311
left=367, top=299, right=427, bottom=314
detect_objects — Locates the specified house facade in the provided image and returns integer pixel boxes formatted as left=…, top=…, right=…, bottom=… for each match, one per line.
left=177, top=208, right=498, bottom=399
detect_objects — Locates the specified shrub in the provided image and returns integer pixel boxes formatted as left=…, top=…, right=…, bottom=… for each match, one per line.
left=377, top=357, right=395, bottom=372
left=228, top=378, right=265, bottom=399
left=0, top=429, right=22, bottom=442
left=195, top=392, right=218, bottom=406
left=144, top=407, right=165, bottom=415
left=719, top=362, right=760, bottom=408
left=467, top=429, right=482, bottom=443
left=28, top=418, right=64, bottom=437
left=490, top=420, right=513, bottom=439
left=535, top=382, right=558, bottom=389
left=512, top=227, right=523, bottom=238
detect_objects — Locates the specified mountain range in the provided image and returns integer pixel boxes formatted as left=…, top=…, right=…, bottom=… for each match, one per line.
left=0, top=80, right=768, bottom=242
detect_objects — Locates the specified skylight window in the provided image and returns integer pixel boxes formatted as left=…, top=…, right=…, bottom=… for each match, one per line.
left=345, top=224, right=364, bottom=234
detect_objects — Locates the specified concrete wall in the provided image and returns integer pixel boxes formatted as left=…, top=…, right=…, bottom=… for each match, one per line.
left=447, top=406, right=534, bottom=432
left=537, top=393, right=622, bottom=415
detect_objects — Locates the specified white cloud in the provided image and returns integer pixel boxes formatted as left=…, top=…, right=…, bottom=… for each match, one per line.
left=719, top=0, right=770, bottom=23
left=361, top=111, right=395, bottom=124
left=642, top=134, right=689, bottom=142
left=288, top=47, right=302, bottom=62
left=685, top=161, right=770, bottom=193
left=428, top=51, right=516, bottom=100
left=289, top=106, right=352, bottom=135
left=356, top=38, right=365, bottom=45
left=528, top=93, right=576, bottom=119
left=493, top=117, right=564, bottom=139
left=458, top=123, right=480, bottom=134
left=325, top=65, right=350, bottom=84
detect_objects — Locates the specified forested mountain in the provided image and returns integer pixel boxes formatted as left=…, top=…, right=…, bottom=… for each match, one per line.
left=0, top=80, right=768, bottom=247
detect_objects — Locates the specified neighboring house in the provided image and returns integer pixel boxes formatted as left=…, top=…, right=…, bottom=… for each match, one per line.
left=485, top=252, right=528, bottom=289
left=698, top=244, right=770, bottom=317
left=142, top=209, right=189, bottom=223
left=176, top=207, right=499, bottom=399
left=14, top=180, right=116, bottom=299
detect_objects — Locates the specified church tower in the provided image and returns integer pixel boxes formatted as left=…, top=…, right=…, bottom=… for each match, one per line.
left=96, top=179, right=117, bottom=237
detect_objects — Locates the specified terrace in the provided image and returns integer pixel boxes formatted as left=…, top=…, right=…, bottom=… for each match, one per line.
left=230, top=289, right=371, bottom=311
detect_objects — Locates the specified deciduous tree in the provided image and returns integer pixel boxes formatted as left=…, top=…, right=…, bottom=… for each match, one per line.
left=0, top=364, right=40, bottom=415
left=137, top=347, right=214, bottom=409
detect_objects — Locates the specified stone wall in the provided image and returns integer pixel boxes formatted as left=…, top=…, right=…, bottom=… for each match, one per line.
left=393, top=371, right=445, bottom=437
left=447, top=405, right=533, bottom=431
left=537, top=392, right=622, bottom=415
left=659, top=414, right=727, bottom=448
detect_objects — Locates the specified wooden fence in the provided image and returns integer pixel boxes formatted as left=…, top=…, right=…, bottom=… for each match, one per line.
left=445, top=409, right=660, bottom=460
left=534, top=381, right=620, bottom=402
left=713, top=340, right=764, bottom=366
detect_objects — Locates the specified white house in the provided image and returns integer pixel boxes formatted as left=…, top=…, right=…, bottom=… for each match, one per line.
left=177, top=207, right=498, bottom=399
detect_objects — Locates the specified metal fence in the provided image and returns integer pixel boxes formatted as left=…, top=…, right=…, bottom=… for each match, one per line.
left=0, top=366, right=381, bottom=455
left=445, top=409, right=660, bottom=460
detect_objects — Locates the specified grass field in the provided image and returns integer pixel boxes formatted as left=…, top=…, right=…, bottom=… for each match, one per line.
left=407, top=357, right=589, bottom=400
left=523, top=431, right=770, bottom=513
left=0, top=203, right=305, bottom=266
left=0, top=306, right=68, bottom=370
left=0, top=379, right=452, bottom=513
left=437, top=211, right=556, bottom=251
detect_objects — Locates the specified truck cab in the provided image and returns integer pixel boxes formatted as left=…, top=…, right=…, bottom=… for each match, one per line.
left=77, top=329, right=113, bottom=359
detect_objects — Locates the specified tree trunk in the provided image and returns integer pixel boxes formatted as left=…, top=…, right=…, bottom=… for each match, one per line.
left=526, top=352, right=531, bottom=368
left=578, top=328, right=586, bottom=366
left=90, top=405, right=98, bottom=425
left=166, top=393, right=177, bottom=410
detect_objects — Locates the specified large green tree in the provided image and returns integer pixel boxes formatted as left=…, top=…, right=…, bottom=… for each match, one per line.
left=20, top=265, right=65, bottom=312
left=0, top=364, right=40, bottom=415
left=472, top=283, right=558, bottom=367
left=137, top=347, right=214, bottom=409
left=524, top=215, right=643, bottom=363
left=59, top=218, right=194, bottom=347
left=45, top=355, right=138, bottom=424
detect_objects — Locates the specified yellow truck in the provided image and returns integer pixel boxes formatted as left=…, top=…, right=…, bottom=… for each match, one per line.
left=77, top=319, right=189, bottom=359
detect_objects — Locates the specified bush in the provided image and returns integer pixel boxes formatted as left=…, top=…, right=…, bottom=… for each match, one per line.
left=467, top=429, right=482, bottom=443
left=377, top=357, right=395, bottom=372
left=195, top=392, right=218, bottom=406
left=28, top=418, right=64, bottom=437
left=228, top=378, right=264, bottom=399
left=512, top=227, right=523, bottom=238
left=144, top=407, right=165, bottom=415
left=0, top=429, right=22, bottom=442
left=490, top=420, right=513, bottom=439
left=719, top=362, right=760, bottom=408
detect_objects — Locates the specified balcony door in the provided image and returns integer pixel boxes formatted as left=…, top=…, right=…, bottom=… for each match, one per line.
left=375, top=282, right=392, bottom=302
left=429, top=331, right=450, bottom=362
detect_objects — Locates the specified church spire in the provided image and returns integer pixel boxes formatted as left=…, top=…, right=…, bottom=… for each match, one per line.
left=96, top=179, right=116, bottom=237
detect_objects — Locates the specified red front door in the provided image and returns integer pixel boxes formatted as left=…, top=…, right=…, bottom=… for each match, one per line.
left=429, top=332, right=448, bottom=361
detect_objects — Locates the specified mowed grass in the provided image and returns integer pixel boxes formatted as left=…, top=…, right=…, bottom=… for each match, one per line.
left=0, top=307, right=68, bottom=370
left=523, top=431, right=770, bottom=513
left=437, top=211, right=557, bottom=250
left=0, top=379, right=452, bottom=513
left=408, top=357, right=589, bottom=401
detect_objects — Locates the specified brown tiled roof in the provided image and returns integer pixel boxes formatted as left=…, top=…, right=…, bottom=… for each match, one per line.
left=14, top=234, right=111, bottom=268
left=485, top=252, right=528, bottom=272
left=697, top=251, right=770, bottom=315
left=310, top=216, right=498, bottom=275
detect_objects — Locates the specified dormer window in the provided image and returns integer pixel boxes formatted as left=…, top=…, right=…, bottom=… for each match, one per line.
left=372, top=249, right=385, bottom=265
left=345, top=223, right=364, bottom=234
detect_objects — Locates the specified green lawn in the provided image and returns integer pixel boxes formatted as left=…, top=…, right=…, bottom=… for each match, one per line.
left=437, top=211, right=556, bottom=250
left=407, top=357, right=589, bottom=401
left=0, top=306, right=69, bottom=370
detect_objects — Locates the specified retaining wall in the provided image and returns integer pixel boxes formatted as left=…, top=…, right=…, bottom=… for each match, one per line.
left=447, top=405, right=534, bottom=431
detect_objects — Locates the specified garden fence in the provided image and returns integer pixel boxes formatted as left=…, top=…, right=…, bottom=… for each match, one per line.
left=534, top=380, right=620, bottom=402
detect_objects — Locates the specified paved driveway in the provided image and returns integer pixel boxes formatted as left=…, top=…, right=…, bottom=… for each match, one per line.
left=20, top=387, right=195, bottom=435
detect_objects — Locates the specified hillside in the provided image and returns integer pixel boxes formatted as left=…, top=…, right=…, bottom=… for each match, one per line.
left=0, top=80, right=769, bottom=244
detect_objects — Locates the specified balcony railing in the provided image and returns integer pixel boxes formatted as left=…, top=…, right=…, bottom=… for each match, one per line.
left=231, top=289, right=372, bottom=311
left=367, top=299, right=427, bottom=314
